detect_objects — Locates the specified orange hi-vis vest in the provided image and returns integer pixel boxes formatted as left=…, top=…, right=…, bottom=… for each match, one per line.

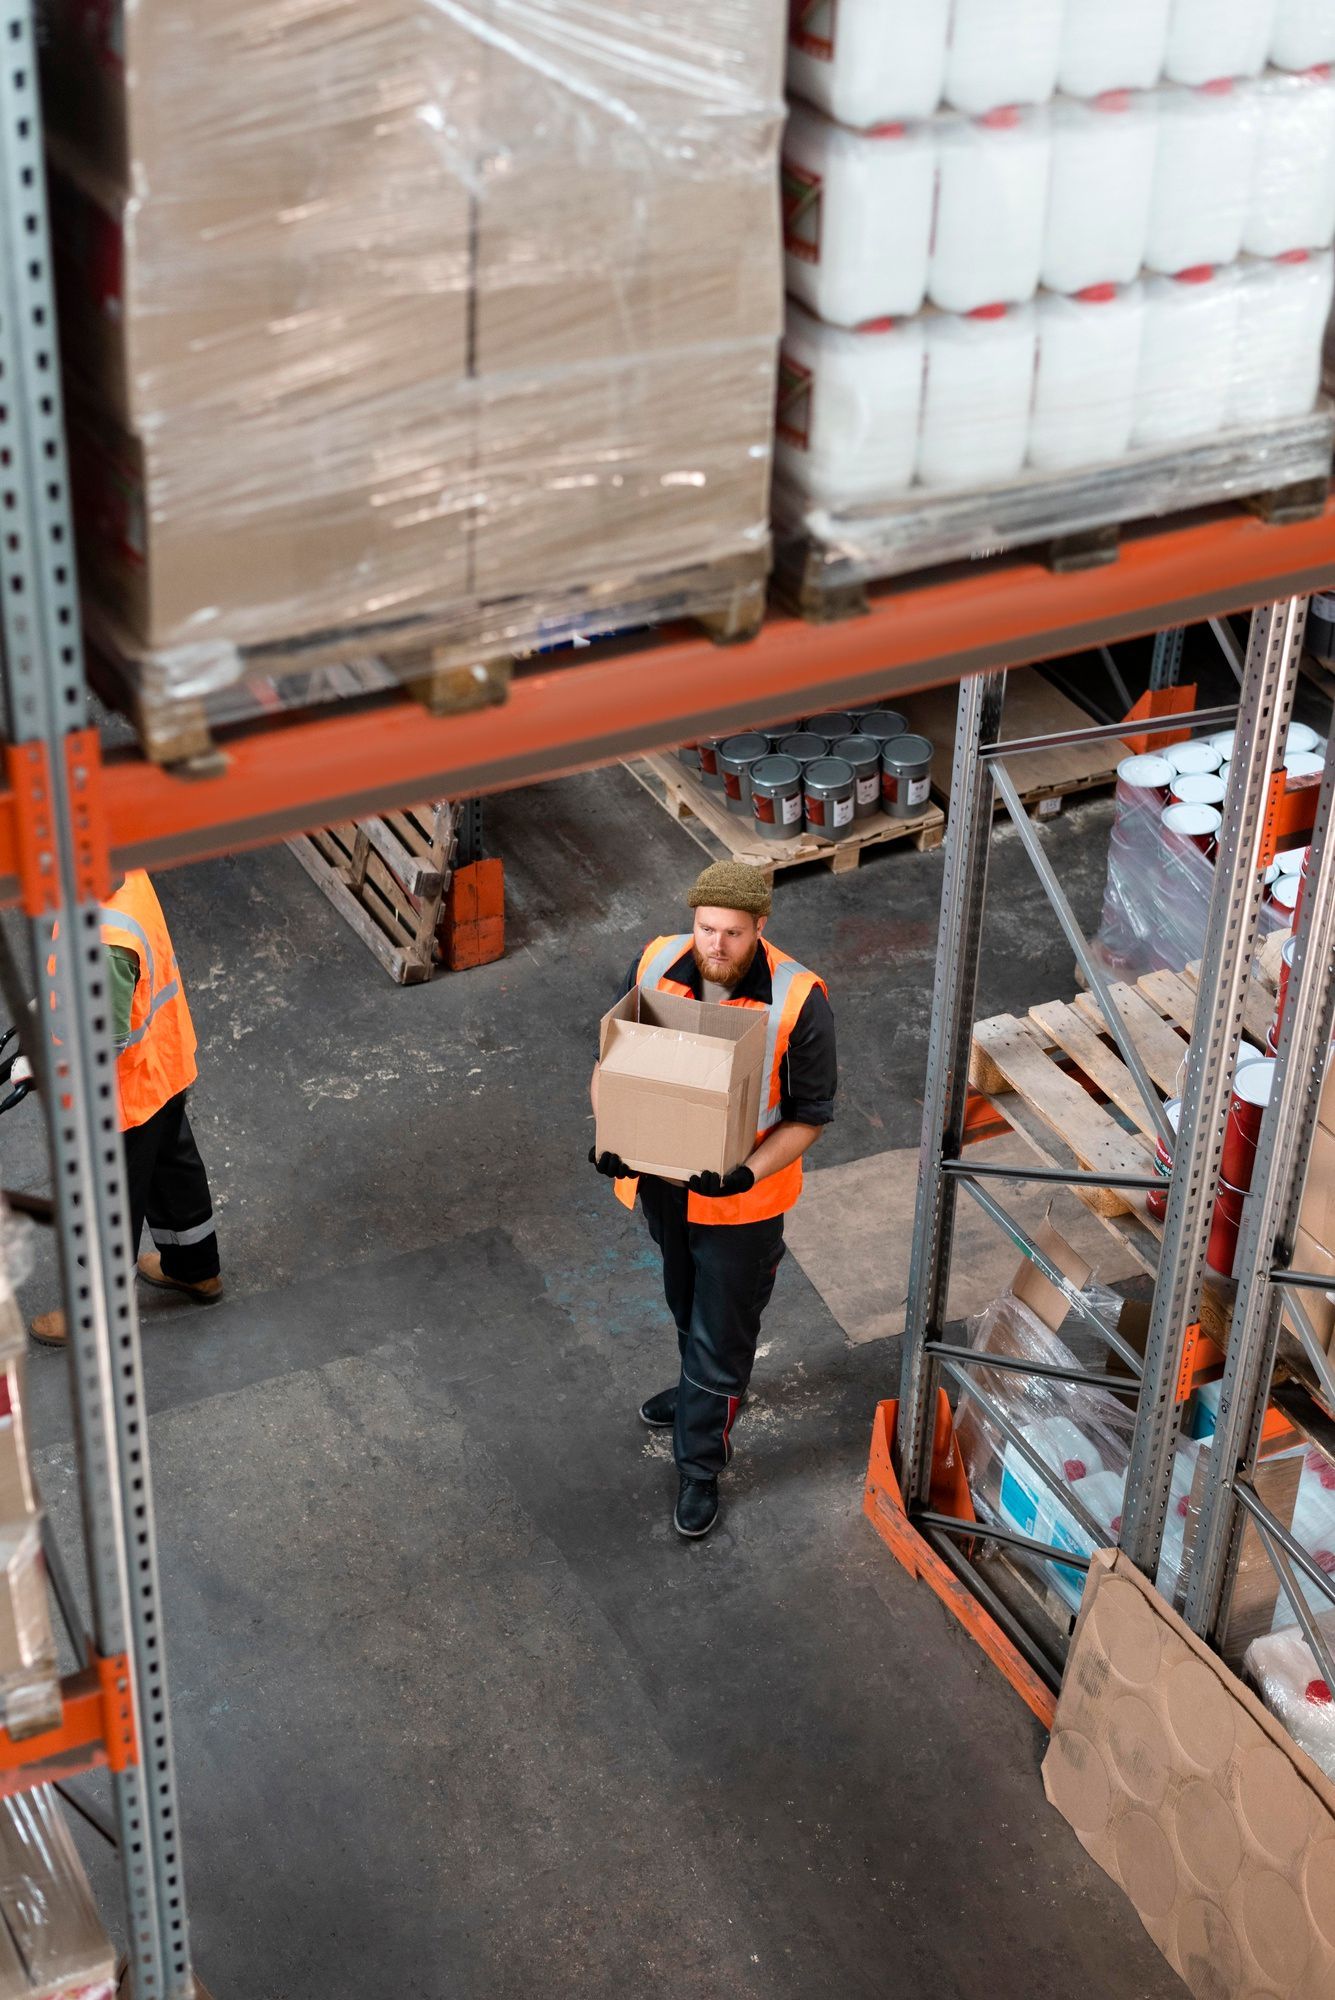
left=614, top=932, right=827, bottom=1226
left=97, top=873, right=198, bottom=1130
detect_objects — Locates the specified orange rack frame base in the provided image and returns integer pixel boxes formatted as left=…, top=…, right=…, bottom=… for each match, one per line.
left=862, top=1397, right=1058, bottom=1731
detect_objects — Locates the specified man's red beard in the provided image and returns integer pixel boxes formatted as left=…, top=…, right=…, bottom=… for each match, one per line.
left=693, top=940, right=758, bottom=988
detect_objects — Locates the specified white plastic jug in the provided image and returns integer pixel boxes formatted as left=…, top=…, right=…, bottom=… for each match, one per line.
left=1059, top=0, right=1174, bottom=96
left=782, top=103, right=936, bottom=327
left=1030, top=284, right=1147, bottom=471
left=1244, top=67, right=1335, bottom=257
left=1043, top=93, right=1160, bottom=293
left=919, top=304, right=1038, bottom=488
left=1224, top=249, right=1334, bottom=427
left=1133, top=266, right=1241, bottom=448
left=1039, top=1467, right=1127, bottom=1612
left=944, top=0, right=1065, bottom=115
left=930, top=108, right=1052, bottom=313
left=1272, top=0, right=1335, bottom=68
left=1165, top=0, right=1278, bottom=84
left=1146, top=82, right=1259, bottom=274
left=787, top=0, right=951, bottom=126
left=774, top=302, right=925, bottom=507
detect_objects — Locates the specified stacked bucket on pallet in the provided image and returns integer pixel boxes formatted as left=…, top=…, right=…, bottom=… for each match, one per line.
left=776, top=0, right=1335, bottom=570
left=686, top=709, right=935, bottom=841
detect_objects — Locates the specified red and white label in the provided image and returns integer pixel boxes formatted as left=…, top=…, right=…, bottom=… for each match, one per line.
left=782, top=791, right=803, bottom=826
left=777, top=352, right=813, bottom=451
left=855, top=773, right=878, bottom=807
left=781, top=161, right=823, bottom=265
left=833, top=795, right=854, bottom=828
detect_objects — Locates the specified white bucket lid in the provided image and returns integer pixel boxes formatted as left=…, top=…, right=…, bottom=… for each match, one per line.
left=1271, top=873, right=1301, bottom=910
left=1286, top=750, right=1324, bottom=780
left=1170, top=773, right=1226, bottom=806
left=1235, top=1038, right=1264, bottom=1071
left=1166, top=741, right=1223, bottom=776
left=1233, top=1058, right=1277, bottom=1109
left=1207, top=730, right=1236, bottom=755
left=1118, top=752, right=1173, bottom=788
left=1163, top=1096, right=1182, bottom=1134
left=1162, top=802, right=1220, bottom=838
left=1287, top=722, right=1320, bottom=756
left=1275, top=845, right=1307, bottom=876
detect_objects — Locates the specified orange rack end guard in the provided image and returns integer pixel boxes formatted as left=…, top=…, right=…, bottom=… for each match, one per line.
left=863, top=1397, right=1058, bottom=1731
left=0, top=1654, right=138, bottom=1799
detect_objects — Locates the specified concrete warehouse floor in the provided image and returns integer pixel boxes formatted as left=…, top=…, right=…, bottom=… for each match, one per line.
left=2, top=750, right=1191, bottom=1999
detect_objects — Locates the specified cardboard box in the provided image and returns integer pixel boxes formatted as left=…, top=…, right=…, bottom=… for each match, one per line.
left=68, top=387, right=473, bottom=657
left=1045, top=1548, right=1335, bottom=2000
left=595, top=987, right=766, bottom=1183
left=0, top=1789, right=116, bottom=1999
left=0, top=1361, right=36, bottom=1529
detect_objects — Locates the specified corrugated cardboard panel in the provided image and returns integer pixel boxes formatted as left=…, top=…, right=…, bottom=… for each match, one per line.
left=1044, top=1549, right=1335, bottom=2000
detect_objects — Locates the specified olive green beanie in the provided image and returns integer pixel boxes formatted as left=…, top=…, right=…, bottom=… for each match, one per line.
left=686, top=861, right=772, bottom=918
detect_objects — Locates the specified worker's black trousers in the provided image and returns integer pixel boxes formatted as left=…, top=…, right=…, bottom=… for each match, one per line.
left=639, top=1178, right=785, bottom=1482
left=123, top=1090, right=220, bottom=1283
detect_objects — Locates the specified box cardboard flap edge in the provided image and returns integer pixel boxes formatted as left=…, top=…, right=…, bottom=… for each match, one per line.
left=595, top=986, right=767, bottom=1182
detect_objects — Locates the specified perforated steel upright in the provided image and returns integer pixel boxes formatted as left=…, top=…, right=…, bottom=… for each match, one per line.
left=0, top=1, right=194, bottom=1992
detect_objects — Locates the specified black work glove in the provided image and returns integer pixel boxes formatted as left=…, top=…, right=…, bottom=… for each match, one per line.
left=589, top=1145, right=631, bottom=1179
left=687, top=1164, right=756, bottom=1198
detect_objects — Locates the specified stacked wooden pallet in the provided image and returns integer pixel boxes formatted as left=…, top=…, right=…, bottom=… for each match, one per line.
left=896, top=670, right=1131, bottom=821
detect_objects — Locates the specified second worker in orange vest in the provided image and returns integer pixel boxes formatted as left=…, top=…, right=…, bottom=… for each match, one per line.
left=590, top=861, right=837, bottom=1540
left=31, top=870, right=222, bottom=1345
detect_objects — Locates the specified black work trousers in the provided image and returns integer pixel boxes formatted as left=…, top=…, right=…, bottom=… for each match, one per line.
left=123, top=1091, right=220, bottom=1282
left=639, top=1177, right=785, bottom=1481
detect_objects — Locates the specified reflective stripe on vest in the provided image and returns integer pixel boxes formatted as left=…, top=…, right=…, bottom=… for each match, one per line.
left=636, top=935, right=692, bottom=991
left=758, top=955, right=804, bottom=1133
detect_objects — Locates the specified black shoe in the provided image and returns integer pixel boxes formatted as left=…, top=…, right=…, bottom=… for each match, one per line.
left=674, top=1475, right=719, bottom=1539
left=639, top=1387, right=677, bottom=1428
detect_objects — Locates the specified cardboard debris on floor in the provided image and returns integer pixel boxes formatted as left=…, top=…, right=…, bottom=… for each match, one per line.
left=594, top=988, right=765, bottom=1183
left=1044, top=1548, right=1335, bottom=2000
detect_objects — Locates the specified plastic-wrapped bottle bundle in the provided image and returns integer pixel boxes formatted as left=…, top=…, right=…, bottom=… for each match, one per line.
left=1245, top=1616, right=1335, bottom=1779
left=1225, top=248, right=1335, bottom=427
left=1133, top=266, right=1242, bottom=447
left=1059, top=0, right=1175, bottom=96
left=1270, top=0, right=1335, bottom=69
left=1244, top=66, right=1335, bottom=258
left=1147, top=82, right=1259, bottom=274
left=1269, top=1447, right=1335, bottom=1630
left=775, top=303, right=924, bottom=505
left=782, top=104, right=936, bottom=327
left=944, top=0, right=1065, bottom=115
left=1043, top=93, right=1160, bottom=293
left=919, top=304, right=1037, bottom=488
left=930, top=108, right=1052, bottom=313
left=1030, top=285, right=1146, bottom=470
left=1165, top=0, right=1279, bottom=85
left=787, top=0, right=951, bottom=126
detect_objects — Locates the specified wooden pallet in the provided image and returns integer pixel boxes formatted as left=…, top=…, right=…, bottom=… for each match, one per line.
left=85, top=545, right=767, bottom=768
left=771, top=411, right=1335, bottom=623
left=896, top=669, right=1130, bottom=821
left=288, top=804, right=461, bottom=985
left=624, top=751, right=944, bottom=884
left=970, top=948, right=1287, bottom=1349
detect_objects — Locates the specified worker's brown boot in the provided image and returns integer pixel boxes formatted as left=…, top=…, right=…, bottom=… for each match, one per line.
left=137, top=1252, right=223, bottom=1303
left=29, top=1310, right=66, bottom=1348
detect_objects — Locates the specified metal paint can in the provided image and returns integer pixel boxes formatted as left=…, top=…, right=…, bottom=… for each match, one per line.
left=1168, top=772, right=1226, bottom=808
left=803, top=757, right=857, bottom=842
left=1115, top=752, right=1173, bottom=807
left=805, top=711, right=855, bottom=740
left=696, top=739, right=725, bottom=790
left=1221, top=1057, right=1276, bottom=1190
left=1165, top=740, right=1223, bottom=777
left=859, top=709, right=908, bottom=745
left=881, top=733, right=934, bottom=817
left=1269, top=936, right=1297, bottom=1054
left=1161, top=801, right=1220, bottom=855
left=833, top=735, right=883, bottom=819
left=749, top=755, right=805, bottom=841
left=1206, top=1179, right=1249, bottom=1278
left=1269, top=871, right=1301, bottom=921
left=778, top=731, right=831, bottom=769
left=1145, top=1097, right=1182, bottom=1220
left=679, top=743, right=701, bottom=771
left=717, top=732, right=771, bottom=817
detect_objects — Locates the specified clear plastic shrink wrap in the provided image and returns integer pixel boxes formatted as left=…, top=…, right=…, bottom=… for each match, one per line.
left=41, top=0, right=785, bottom=699
left=0, top=1788, right=116, bottom=1998
left=954, top=1290, right=1204, bottom=1616
left=1092, top=783, right=1289, bottom=979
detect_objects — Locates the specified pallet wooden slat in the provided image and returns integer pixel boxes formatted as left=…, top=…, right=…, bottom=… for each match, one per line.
left=624, top=752, right=944, bottom=883
left=970, top=1014, right=1155, bottom=1217
left=1071, top=985, right=1189, bottom=1099
left=288, top=799, right=463, bottom=984
left=1029, top=999, right=1160, bottom=1140
left=898, top=670, right=1130, bottom=818
left=1182, top=958, right=1279, bottom=1051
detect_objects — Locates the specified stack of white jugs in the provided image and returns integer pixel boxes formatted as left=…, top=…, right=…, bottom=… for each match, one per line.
left=777, top=0, right=1335, bottom=509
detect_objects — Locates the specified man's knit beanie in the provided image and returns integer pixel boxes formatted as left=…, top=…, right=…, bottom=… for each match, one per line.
left=686, top=861, right=772, bottom=918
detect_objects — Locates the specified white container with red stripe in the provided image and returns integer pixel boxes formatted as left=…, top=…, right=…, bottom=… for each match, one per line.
left=1059, top=0, right=1175, bottom=96
left=1244, top=67, right=1335, bottom=258
left=775, top=302, right=924, bottom=507
left=1225, top=249, right=1335, bottom=430
left=918, top=303, right=1038, bottom=488
left=1042, top=93, right=1160, bottom=295
left=930, top=108, right=1052, bottom=314
left=786, top=0, right=951, bottom=127
left=1028, top=284, right=1145, bottom=470
left=1132, top=265, right=1241, bottom=449
left=1146, top=83, right=1259, bottom=276
left=944, top=0, right=1065, bottom=115
left=782, top=105, right=937, bottom=329
left=1165, top=0, right=1278, bottom=85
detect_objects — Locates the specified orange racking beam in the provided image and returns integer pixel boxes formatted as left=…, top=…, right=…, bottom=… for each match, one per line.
left=0, top=500, right=1334, bottom=894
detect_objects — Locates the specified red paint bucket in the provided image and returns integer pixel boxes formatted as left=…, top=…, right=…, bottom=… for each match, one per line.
left=1169, top=772, right=1226, bottom=808
left=1146, top=1097, right=1181, bottom=1220
left=1269, top=872, right=1301, bottom=922
left=1270, top=935, right=1297, bottom=1053
left=1162, top=802, right=1221, bottom=854
left=1206, top=1178, right=1249, bottom=1278
left=1116, top=752, right=1173, bottom=808
left=1221, top=1057, right=1276, bottom=1190
left=1166, top=741, right=1223, bottom=777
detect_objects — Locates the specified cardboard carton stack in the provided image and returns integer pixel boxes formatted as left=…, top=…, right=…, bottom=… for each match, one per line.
left=0, top=1218, right=57, bottom=1741
left=1289, top=1055, right=1335, bottom=1353
left=0, top=1789, right=115, bottom=2000
left=41, top=0, right=784, bottom=710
